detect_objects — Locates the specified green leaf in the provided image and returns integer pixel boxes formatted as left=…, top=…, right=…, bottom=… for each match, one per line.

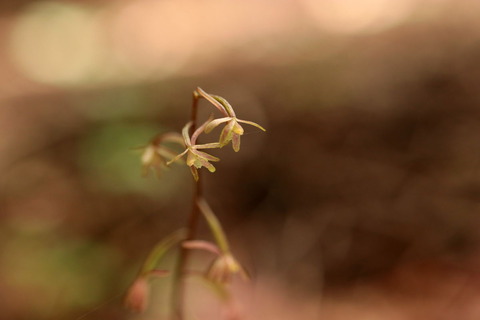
left=197, top=198, right=230, bottom=253
left=141, top=229, right=187, bottom=274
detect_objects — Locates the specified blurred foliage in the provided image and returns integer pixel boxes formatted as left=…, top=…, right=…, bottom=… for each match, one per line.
left=0, top=221, right=121, bottom=318
left=78, top=121, right=186, bottom=196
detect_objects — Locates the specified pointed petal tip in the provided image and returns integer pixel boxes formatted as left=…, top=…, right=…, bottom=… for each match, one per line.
left=232, top=133, right=241, bottom=152
left=190, top=166, right=199, bottom=181
left=237, top=119, right=266, bottom=131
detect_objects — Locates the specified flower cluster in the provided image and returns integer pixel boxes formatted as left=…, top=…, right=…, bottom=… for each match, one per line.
left=141, top=87, right=265, bottom=180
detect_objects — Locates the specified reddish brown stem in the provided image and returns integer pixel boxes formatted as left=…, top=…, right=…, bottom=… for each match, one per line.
left=171, top=91, right=203, bottom=320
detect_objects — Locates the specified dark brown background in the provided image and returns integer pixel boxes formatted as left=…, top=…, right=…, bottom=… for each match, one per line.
left=2, top=1, right=480, bottom=319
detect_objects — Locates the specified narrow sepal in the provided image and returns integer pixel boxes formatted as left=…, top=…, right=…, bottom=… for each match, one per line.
left=205, top=117, right=231, bottom=133
left=194, top=87, right=229, bottom=116
left=166, top=149, right=188, bottom=166
left=195, top=142, right=222, bottom=150
left=236, top=119, right=266, bottom=131
left=212, top=95, right=236, bottom=117
left=181, top=122, right=193, bottom=147
left=191, top=114, right=214, bottom=144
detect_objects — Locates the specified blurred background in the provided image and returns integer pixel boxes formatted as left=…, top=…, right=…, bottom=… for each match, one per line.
left=2, top=0, right=480, bottom=319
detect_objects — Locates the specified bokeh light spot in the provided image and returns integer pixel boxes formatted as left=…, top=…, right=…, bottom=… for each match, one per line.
left=108, top=0, right=195, bottom=79
left=9, top=1, right=104, bottom=86
left=303, top=0, right=414, bottom=35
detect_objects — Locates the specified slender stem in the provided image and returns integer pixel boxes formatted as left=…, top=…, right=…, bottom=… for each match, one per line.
left=171, top=91, right=203, bottom=320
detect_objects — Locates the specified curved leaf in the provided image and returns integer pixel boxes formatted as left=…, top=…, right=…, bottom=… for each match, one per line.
left=141, top=229, right=187, bottom=274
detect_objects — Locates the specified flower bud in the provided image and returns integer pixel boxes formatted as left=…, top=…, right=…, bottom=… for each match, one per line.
left=207, top=253, right=244, bottom=284
left=124, top=276, right=149, bottom=313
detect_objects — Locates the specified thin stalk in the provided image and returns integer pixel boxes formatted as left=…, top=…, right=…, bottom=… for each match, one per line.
left=171, top=92, right=203, bottom=320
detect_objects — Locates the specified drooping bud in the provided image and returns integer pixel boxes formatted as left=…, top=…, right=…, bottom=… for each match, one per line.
left=124, top=276, right=150, bottom=313
left=207, top=253, right=244, bottom=284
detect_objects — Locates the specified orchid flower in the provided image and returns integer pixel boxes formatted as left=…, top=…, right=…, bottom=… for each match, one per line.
left=204, top=95, right=266, bottom=152
left=182, top=198, right=248, bottom=283
left=183, top=240, right=247, bottom=283
left=140, top=132, right=184, bottom=178
left=167, top=117, right=221, bottom=181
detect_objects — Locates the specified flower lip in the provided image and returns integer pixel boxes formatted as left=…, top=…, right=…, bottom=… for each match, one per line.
left=166, top=119, right=221, bottom=180
left=204, top=115, right=266, bottom=152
